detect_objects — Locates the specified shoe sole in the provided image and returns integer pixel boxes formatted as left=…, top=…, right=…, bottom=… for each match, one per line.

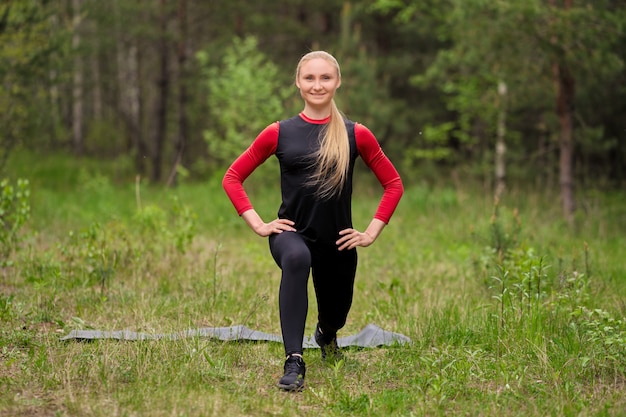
left=277, top=382, right=305, bottom=392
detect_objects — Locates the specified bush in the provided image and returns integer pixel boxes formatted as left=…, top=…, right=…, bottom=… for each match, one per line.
left=197, top=36, right=291, bottom=166
left=0, top=178, right=30, bottom=263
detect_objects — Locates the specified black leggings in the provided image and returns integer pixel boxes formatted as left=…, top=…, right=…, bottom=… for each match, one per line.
left=269, top=231, right=358, bottom=356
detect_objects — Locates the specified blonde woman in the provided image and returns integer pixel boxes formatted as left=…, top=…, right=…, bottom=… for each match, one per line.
left=223, top=51, right=404, bottom=391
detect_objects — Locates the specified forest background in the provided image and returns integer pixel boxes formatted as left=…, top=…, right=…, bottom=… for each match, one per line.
left=1, top=1, right=626, bottom=416
left=1, top=0, right=624, bottom=213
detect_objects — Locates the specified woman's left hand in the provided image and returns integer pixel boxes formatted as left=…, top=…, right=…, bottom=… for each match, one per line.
left=336, top=228, right=375, bottom=251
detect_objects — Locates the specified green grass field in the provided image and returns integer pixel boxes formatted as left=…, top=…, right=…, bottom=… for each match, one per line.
left=1, top=151, right=625, bottom=416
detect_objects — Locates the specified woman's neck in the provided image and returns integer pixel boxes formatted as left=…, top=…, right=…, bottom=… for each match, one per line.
left=300, top=112, right=330, bottom=124
left=301, top=105, right=332, bottom=120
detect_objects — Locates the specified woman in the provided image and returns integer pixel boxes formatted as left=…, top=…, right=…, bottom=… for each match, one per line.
left=222, top=51, right=404, bottom=391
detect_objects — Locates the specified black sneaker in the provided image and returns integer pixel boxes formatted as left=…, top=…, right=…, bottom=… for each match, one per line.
left=314, top=324, right=343, bottom=362
left=277, top=355, right=306, bottom=391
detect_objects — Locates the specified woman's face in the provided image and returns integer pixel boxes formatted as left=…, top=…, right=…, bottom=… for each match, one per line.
left=296, top=58, right=341, bottom=110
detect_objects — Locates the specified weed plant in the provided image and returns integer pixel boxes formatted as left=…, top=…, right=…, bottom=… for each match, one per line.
left=1, top=151, right=625, bottom=416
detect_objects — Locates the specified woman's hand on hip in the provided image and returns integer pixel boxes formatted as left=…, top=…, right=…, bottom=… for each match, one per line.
left=336, top=228, right=374, bottom=251
left=241, top=210, right=295, bottom=237
left=255, top=218, right=296, bottom=237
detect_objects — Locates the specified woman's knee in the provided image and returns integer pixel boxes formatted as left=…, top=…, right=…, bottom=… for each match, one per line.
left=270, top=232, right=311, bottom=270
left=281, top=246, right=311, bottom=271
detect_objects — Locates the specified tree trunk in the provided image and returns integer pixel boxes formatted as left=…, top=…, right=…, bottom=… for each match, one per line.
left=555, top=62, right=575, bottom=222
left=152, top=0, right=169, bottom=183
left=494, top=80, right=507, bottom=200
left=167, top=0, right=188, bottom=187
left=129, top=43, right=147, bottom=174
left=72, top=0, right=83, bottom=155
left=114, top=0, right=146, bottom=175
left=552, top=0, right=576, bottom=223
left=48, top=13, right=62, bottom=147
left=114, top=0, right=127, bottom=143
left=91, top=45, right=102, bottom=121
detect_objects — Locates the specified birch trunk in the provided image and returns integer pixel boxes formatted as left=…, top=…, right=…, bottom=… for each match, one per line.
left=494, top=80, right=507, bottom=200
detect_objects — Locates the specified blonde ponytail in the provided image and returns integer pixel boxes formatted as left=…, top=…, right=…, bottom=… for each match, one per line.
left=308, top=100, right=349, bottom=199
left=296, top=51, right=350, bottom=199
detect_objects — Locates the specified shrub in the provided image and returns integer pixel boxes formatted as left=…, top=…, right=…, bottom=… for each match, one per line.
left=0, top=178, right=30, bottom=263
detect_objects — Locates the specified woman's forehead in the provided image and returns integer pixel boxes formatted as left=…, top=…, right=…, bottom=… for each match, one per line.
left=298, top=58, right=338, bottom=75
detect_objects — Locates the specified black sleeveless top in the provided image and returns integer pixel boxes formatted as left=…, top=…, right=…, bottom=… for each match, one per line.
left=276, top=115, right=358, bottom=245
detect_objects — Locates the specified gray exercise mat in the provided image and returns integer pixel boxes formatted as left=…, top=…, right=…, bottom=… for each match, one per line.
left=60, top=323, right=411, bottom=348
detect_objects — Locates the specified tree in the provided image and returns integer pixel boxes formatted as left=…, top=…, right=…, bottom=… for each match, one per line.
left=538, top=0, right=622, bottom=219
left=375, top=0, right=624, bottom=218
left=151, top=0, right=170, bottom=183
left=72, top=0, right=84, bottom=155
left=3, top=0, right=624, bottom=190
left=0, top=1, right=66, bottom=172
left=167, top=0, right=189, bottom=187
left=334, top=2, right=400, bottom=152
left=110, top=0, right=148, bottom=175
left=197, top=36, right=290, bottom=167
left=550, top=0, right=575, bottom=222
left=495, top=80, right=507, bottom=199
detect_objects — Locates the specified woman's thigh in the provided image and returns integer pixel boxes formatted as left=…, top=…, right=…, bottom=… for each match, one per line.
left=268, top=231, right=311, bottom=271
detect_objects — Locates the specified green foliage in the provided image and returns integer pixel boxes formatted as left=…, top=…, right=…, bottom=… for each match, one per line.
left=0, top=294, right=16, bottom=322
left=65, top=223, right=119, bottom=293
left=10, top=182, right=199, bottom=302
left=410, top=0, right=535, bottom=166
left=337, top=48, right=398, bottom=139
left=403, top=122, right=454, bottom=163
left=0, top=0, right=623, bottom=190
left=0, top=1, right=68, bottom=171
left=474, top=197, right=626, bottom=381
left=390, top=0, right=626, bottom=180
left=134, top=195, right=197, bottom=255
left=0, top=178, right=30, bottom=262
left=84, top=119, right=128, bottom=156
left=570, top=306, right=626, bottom=375
left=1, top=0, right=624, bottom=186
left=170, top=196, right=198, bottom=254
left=334, top=3, right=402, bottom=151
left=198, top=36, right=291, bottom=165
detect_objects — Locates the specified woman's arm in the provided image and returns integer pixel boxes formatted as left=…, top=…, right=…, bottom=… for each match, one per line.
left=336, top=123, right=404, bottom=251
left=222, top=123, right=286, bottom=236
left=354, top=123, right=404, bottom=225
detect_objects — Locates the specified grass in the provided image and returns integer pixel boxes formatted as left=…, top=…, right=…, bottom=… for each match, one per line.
left=1, top=150, right=626, bottom=416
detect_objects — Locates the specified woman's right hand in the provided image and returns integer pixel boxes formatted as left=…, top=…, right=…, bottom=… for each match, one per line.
left=254, top=218, right=296, bottom=237
left=241, top=209, right=296, bottom=237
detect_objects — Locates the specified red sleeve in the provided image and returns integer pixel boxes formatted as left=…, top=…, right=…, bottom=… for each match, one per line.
left=222, top=122, right=279, bottom=215
left=355, top=123, right=404, bottom=224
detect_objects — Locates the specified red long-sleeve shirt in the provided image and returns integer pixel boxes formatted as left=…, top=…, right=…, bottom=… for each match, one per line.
left=223, top=113, right=403, bottom=244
